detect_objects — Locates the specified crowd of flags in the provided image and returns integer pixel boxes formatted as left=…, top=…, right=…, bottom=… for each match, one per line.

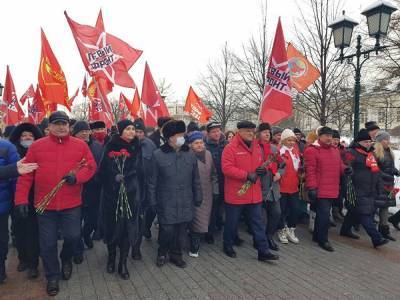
left=1, top=11, right=321, bottom=128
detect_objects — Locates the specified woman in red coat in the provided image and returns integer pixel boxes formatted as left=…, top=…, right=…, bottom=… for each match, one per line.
left=277, top=129, right=301, bottom=245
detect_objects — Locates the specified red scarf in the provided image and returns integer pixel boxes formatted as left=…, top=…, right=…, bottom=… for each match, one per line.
left=259, top=141, right=278, bottom=174
left=355, top=148, right=380, bottom=173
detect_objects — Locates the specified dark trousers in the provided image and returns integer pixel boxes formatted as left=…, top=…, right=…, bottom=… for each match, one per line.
left=144, top=207, right=157, bottom=238
left=75, top=203, right=99, bottom=256
left=223, top=203, right=268, bottom=252
left=341, top=211, right=382, bottom=244
left=189, top=231, right=202, bottom=253
left=0, top=213, right=9, bottom=263
left=279, top=192, right=300, bottom=229
left=132, top=213, right=145, bottom=255
left=264, top=200, right=281, bottom=236
left=14, top=208, right=39, bottom=268
left=38, top=207, right=81, bottom=281
left=313, top=199, right=333, bottom=244
left=208, top=194, right=224, bottom=234
left=158, top=222, right=187, bottom=257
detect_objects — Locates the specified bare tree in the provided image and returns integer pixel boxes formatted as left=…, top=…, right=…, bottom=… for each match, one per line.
left=198, top=43, right=243, bottom=130
left=233, top=1, right=269, bottom=114
left=71, top=100, right=90, bottom=121
left=293, top=0, right=350, bottom=126
left=157, top=78, right=174, bottom=101
left=109, top=98, right=131, bottom=122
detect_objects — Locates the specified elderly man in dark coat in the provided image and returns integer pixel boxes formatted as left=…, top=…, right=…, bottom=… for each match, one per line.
left=148, top=120, right=202, bottom=268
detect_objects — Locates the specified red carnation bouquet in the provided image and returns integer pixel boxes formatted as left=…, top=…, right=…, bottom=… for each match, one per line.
left=36, top=159, right=87, bottom=214
left=108, top=149, right=133, bottom=221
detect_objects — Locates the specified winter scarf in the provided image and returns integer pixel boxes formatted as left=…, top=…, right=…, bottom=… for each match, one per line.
left=355, top=147, right=380, bottom=173
left=280, top=145, right=300, bottom=171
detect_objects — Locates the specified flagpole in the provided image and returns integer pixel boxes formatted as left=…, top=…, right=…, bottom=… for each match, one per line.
left=93, top=77, right=113, bottom=126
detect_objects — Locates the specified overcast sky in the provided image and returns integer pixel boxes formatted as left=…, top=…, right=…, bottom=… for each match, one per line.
left=0, top=0, right=369, bottom=104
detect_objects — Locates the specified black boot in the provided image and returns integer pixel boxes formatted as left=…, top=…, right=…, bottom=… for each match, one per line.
left=118, top=249, right=130, bottom=280
left=389, top=212, right=400, bottom=231
left=106, top=246, right=116, bottom=273
left=189, top=234, right=200, bottom=257
left=169, top=253, right=187, bottom=268
left=373, top=238, right=389, bottom=248
left=267, top=236, right=279, bottom=251
left=379, top=225, right=396, bottom=241
left=0, top=261, right=6, bottom=284
left=17, top=260, right=27, bottom=272
left=131, top=248, right=142, bottom=260
left=46, top=280, right=59, bottom=296
left=73, top=254, right=84, bottom=265
left=61, top=260, right=73, bottom=280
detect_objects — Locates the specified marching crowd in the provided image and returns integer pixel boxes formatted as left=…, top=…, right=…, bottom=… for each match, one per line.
left=0, top=112, right=399, bottom=296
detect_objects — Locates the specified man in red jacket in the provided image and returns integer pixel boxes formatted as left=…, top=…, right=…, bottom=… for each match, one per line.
left=14, top=111, right=96, bottom=296
left=222, top=121, right=278, bottom=262
left=304, top=126, right=346, bottom=252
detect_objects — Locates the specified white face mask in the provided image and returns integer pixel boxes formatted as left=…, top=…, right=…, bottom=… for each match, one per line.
left=176, top=136, right=185, bottom=147
left=20, top=140, right=33, bottom=148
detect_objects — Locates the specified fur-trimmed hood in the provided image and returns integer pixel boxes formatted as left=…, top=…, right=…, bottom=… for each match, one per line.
left=9, top=123, right=43, bottom=145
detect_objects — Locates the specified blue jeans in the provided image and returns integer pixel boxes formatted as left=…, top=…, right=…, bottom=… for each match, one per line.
left=38, top=207, right=81, bottom=281
left=223, top=203, right=269, bottom=253
left=313, top=199, right=333, bottom=244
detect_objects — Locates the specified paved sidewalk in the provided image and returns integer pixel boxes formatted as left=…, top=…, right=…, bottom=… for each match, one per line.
left=1, top=224, right=400, bottom=300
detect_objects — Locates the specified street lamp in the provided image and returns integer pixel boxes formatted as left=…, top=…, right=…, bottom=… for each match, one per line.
left=329, top=0, right=397, bottom=137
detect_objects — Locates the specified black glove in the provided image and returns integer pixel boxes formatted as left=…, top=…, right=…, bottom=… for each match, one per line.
left=308, top=189, right=318, bottom=203
left=393, top=169, right=400, bottom=177
left=63, top=174, right=77, bottom=185
left=344, top=167, right=353, bottom=176
left=115, top=174, right=124, bottom=183
left=15, top=204, right=29, bottom=219
left=255, top=166, right=267, bottom=176
left=247, top=172, right=258, bottom=184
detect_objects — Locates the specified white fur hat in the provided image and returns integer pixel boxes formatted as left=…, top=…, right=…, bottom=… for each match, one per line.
left=280, top=129, right=296, bottom=142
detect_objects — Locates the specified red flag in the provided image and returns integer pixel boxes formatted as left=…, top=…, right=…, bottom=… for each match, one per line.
left=68, top=88, right=79, bottom=107
left=130, top=89, right=141, bottom=119
left=81, top=75, right=88, bottom=97
left=96, top=9, right=105, bottom=31
left=65, top=12, right=142, bottom=89
left=87, top=79, right=114, bottom=128
left=3, top=66, right=22, bottom=125
left=119, top=93, right=130, bottom=120
left=259, top=18, right=292, bottom=124
left=184, top=86, right=213, bottom=124
left=28, top=85, right=46, bottom=124
left=20, top=84, right=35, bottom=105
left=141, top=62, right=170, bottom=127
left=38, top=29, right=70, bottom=111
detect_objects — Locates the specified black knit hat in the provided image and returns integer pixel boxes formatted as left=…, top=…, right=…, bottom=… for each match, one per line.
left=133, top=118, right=145, bottom=131
left=157, top=116, right=172, bottom=129
left=332, top=129, right=340, bottom=139
left=162, top=120, right=186, bottom=140
left=258, top=122, right=271, bottom=132
left=187, top=121, right=200, bottom=133
left=72, top=121, right=90, bottom=136
left=318, top=126, right=333, bottom=136
left=90, top=120, right=106, bottom=130
left=237, top=120, right=256, bottom=129
left=355, top=128, right=372, bottom=142
left=293, top=128, right=302, bottom=134
left=365, top=121, right=380, bottom=132
left=117, top=119, right=134, bottom=136
left=206, top=121, right=222, bottom=132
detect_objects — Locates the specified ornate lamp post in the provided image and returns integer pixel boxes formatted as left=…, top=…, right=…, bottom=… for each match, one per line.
left=329, top=0, right=397, bottom=137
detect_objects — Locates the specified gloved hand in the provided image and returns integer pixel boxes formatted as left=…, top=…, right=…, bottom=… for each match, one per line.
left=63, top=174, right=77, bottom=185
left=308, top=189, right=318, bottom=203
left=15, top=204, right=29, bottom=219
left=255, top=166, right=267, bottom=176
left=247, top=172, right=258, bottom=184
left=344, top=167, right=353, bottom=176
left=115, top=174, right=124, bottom=183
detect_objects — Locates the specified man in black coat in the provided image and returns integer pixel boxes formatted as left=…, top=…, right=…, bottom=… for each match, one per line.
left=9, top=123, right=43, bottom=279
left=148, top=120, right=202, bottom=268
left=204, top=122, right=227, bottom=243
left=340, top=129, right=388, bottom=248
left=72, top=121, right=103, bottom=263
left=131, top=118, right=156, bottom=259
